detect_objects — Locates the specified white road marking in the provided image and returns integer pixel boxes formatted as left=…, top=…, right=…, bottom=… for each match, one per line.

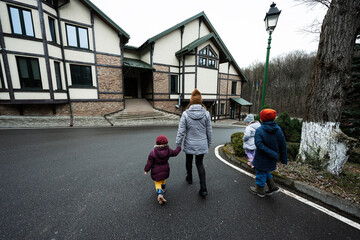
left=215, top=145, right=360, bottom=230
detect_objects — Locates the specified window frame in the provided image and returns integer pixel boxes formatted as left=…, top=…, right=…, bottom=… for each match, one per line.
left=66, top=24, right=89, bottom=49
left=16, top=56, right=42, bottom=90
left=70, top=64, right=93, bottom=87
left=8, top=5, right=35, bottom=37
left=170, top=75, right=178, bottom=94
left=48, top=16, right=56, bottom=43
left=231, top=81, right=237, bottom=95
left=199, top=57, right=207, bottom=66
left=198, top=45, right=218, bottom=69
left=220, top=103, right=225, bottom=115
left=0, top=60, right=4, bottom=89
left=54, top=61, right=62, bottom=90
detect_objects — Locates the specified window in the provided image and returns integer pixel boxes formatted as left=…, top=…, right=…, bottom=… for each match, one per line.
left=16, top=57, right=42, bottom=89
left=220, top=103, right=225, bottom=115
left=231, top=81, right=237, bottom=95
left=9, top=6, right=34, bottom=37
left=199, top=57, right=206, bottom=66
left=54, top=62, right=62, bottom=90
left=66, top=24, right=89, bottom=49
left=208, top=59, right=215, bottom=67
left=70, top=64, right=92, bottom=87
left=49, top=17, right=56, bottom=42
left=208, top=50, right=216, bottom=57
left=199, top=48, right=207, bottom=55
left=198, top=45, right=217, bottom=68
left=170, top=75, right=178, bottom=93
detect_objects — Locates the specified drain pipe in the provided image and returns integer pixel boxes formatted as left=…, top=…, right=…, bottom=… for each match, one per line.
left=103, top=108, right=125, bottom=126
left=175, top=94, right=181, bottom=109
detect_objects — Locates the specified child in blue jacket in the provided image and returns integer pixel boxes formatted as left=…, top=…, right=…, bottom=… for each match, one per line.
left=250, top=109, right=288, bottom=197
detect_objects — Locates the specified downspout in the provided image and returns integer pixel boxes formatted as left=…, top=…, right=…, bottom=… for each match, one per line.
left=150, top=42, right=155, bottom=107
left=56, top=4, right=73, bottom=126
left=182, top=55, right=185, bottom=110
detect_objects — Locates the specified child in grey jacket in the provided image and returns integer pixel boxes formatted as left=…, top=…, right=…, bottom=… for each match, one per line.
left=243, top=114, right=261, bottom=168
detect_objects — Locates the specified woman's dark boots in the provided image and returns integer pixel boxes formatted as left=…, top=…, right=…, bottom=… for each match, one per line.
left=186, top=174, right=193, bottom=184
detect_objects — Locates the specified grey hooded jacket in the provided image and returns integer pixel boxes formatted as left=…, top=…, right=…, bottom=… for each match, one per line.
left=176, top=104, right=212, bottom=155
left=243, top=121, right=261, bottom=150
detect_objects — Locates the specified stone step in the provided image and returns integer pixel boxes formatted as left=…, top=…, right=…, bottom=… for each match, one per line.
left=115, top=112, right=165, bottom=120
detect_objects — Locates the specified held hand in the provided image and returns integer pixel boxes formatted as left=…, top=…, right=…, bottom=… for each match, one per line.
left=144, top=172, right=148, bottom=175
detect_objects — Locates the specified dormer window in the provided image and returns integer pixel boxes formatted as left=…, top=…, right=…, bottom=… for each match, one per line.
left=198, top=45, right=217, bottom=68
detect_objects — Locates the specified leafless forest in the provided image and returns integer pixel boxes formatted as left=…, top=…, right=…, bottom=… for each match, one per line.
left=241, top=50, right=316, bottom=118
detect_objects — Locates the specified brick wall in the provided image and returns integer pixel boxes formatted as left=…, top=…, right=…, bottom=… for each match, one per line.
left=69, top=102, right=124, bottom=116
left=154, top=100, right=181, bottom=115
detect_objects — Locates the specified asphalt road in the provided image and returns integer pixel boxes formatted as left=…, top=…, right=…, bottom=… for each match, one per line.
left=0, top=126, right=359, bottom=239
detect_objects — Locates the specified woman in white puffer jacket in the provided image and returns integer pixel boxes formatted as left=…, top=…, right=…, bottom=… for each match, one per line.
left=243, top=114, right=261, bottom=168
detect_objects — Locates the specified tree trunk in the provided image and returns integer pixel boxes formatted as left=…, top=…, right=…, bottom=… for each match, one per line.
left=298, top=0, right=360, bottom=175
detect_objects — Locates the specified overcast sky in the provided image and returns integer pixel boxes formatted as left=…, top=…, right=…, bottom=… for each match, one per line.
left=90, top=0, right=327, bottom=69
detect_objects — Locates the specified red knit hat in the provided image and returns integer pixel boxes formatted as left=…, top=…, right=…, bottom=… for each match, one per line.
left=260, top=109, right=276, bottom=122
left=156, top=135, right=168, bottom=145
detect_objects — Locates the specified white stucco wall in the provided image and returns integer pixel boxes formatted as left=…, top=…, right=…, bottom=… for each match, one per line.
left=54, top=92, right=67, bottom=100
left=69, top=89, right=97, bottom=99
left=197, top=67, right=218, bottom=94
left=94, top=15, right=120, bottom=54
left=184, top=74, right=195, bottom=96
left=64, top=49, right=94, bottom=63
left=219, top=62, right=229, bottom=73
left=59, top=1, right=90, bottom=26
left=153, top=29, right=181, bottom=66
left=42, top=2, right=57, bottom=16
left=140, top=48, right=151, bottom=65
left=229, top=64, right=238, bottom=75
left=14, top=92, right=50, bottom=100
left=183, top=20, right=199, bottom=47
left=5, top=37, right=44, bottom=55
left=199, top=20, right=211, bottom=37
left=48, top=45, right=62, bottom=58
left=124, top=50, right=139, bottom=59
left=0, top=92, right=10, bottom=100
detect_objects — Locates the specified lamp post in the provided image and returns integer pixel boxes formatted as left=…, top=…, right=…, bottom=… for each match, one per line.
left=260, top=2, right=281, bottom=110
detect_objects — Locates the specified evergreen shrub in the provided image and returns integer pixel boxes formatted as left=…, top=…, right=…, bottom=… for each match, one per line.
left=276, top=112, right=302, bottom=143
left=231, top=132, right=245, bottom=157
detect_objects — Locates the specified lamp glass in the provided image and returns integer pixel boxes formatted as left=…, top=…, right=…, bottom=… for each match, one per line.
left=265, top=14, right=279, bottom=31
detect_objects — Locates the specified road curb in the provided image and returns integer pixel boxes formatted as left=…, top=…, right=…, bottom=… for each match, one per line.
left=219, top=146, right=360, bottom=220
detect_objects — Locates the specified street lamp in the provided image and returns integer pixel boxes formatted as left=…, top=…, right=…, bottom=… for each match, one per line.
left=260, top=2, right=281, bottom=111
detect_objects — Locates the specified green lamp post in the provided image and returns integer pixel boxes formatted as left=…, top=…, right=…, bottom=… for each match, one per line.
left=260, top=2, right=281, bottom=111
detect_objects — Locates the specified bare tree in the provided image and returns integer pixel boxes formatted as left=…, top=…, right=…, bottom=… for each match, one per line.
left=298, top=0, right=360, bottom=175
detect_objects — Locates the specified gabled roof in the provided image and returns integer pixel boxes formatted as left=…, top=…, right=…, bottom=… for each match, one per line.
left=137, top=11, right=247, bottom=81
left=80, top=0, right=130, bottom=43
left=123, top=58, right=154, bottom=70
left=175, top=33, right=228, bottom=62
